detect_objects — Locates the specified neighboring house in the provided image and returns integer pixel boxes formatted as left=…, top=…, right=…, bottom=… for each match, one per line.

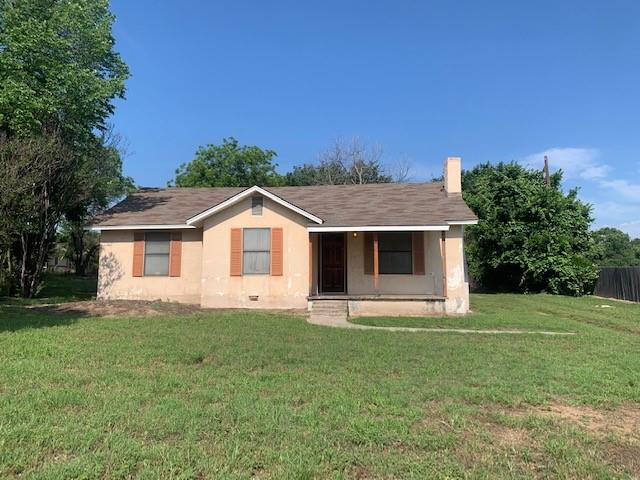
left=45, top=244, right=73, bottom=274
left=92, top=157, right=477, bottom=315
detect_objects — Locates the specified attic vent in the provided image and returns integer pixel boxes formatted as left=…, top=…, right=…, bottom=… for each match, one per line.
left=252, top=196, right=263, bottom=216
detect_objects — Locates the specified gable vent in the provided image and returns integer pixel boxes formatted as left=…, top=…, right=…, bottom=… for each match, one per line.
left=252, top=196, right=263, bottom=216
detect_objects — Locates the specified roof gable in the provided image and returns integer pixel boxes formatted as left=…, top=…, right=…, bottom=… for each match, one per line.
left=186, top=186, right=323, bottom=225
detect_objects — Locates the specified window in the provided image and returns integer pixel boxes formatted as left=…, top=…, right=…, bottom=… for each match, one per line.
left=251, top=196, right=263, bottom=215
left=243, top=228, right=270, bottom=274
left=144, top=232, right=170, bottom=276
left=378, top=232, right=412, bottom=274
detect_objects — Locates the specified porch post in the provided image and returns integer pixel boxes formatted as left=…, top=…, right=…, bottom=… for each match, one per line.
left=441, top=231, right=447, bottom=297
left=373, top=232, right=379, bottom=291
left=309, top=234, right=313, bottom=295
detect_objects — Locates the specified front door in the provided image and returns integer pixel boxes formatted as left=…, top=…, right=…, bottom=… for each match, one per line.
left=321, top=233, right=346, bottom=293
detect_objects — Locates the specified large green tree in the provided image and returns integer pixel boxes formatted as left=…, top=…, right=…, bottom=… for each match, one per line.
left=171, top=137, right=283, bottom=187
left=0, top=0, right=130, bottom=296
left=462, top=162, right=598, bottom=296
left=0, top=0, right=128, bottom=140
left=591, top=227, right=640, bottom=267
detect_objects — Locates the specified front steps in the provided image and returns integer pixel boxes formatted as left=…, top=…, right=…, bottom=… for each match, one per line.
left=309, top=300, right=349, bottom=326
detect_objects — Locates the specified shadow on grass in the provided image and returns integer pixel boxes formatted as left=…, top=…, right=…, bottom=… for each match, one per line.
left=0, top=273, right=97, bottom=307
left=0, top=305, right=82, bottom=332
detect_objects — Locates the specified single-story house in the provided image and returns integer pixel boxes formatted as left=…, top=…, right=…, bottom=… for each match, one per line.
left=91, top=157, right=477, bottom=316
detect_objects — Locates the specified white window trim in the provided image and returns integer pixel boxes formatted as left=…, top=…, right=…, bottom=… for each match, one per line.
left=186, top=186, right=323, bottom=226
left=143, top=232, right=171, bottom=277
left=242, top=227, right=271, bottom=275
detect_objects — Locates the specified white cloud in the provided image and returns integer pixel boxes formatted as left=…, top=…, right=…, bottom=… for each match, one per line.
left=590, top=201, right=640, bottom=239
left=521, top=147, right=610, bottom=180
left=599, top=179, right=640, bottom=203
left=620, top=221, right=640, bottom=239
left=521, top=147, right=639, bottom=238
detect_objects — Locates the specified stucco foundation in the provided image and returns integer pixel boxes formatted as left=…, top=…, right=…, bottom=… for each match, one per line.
left=347, top=299, right=446, bottom=317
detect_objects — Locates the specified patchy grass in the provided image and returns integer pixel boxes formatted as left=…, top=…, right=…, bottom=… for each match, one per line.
left=352, top=293, right=640, bottom=334
left=0, top=292, right=639, bottom=478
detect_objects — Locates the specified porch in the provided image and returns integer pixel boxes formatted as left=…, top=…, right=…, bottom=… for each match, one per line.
left=308, top=229, right=458, bottom=317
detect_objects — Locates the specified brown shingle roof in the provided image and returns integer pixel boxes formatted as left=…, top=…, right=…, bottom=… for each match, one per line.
left=94, top=183, right=477, bottom=228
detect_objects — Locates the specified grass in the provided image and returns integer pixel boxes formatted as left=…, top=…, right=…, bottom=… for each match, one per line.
left=351, top=293, right=640, bottom=334
left=0, top=273, right=97, bottom=305
left=0, top=283, right=639, bottom=478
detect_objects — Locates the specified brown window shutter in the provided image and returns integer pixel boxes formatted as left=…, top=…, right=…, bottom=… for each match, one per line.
left=271, top=227, right=283, bottom=276
left=230, top=228, right=242, bottom=276
left=169, top=232, right=182, bottom=277
left=364, top=232, right=373, bottom=275
left=133, top=232, right=145, bottom=277
left=412, top=232, right=425, bottom=275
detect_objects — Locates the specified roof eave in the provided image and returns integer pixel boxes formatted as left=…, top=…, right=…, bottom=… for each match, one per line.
left=89, top=224, right=196, bottom=232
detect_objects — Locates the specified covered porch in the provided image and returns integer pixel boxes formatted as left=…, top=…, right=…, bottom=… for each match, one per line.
left=307, top=227, right=461, bottom=316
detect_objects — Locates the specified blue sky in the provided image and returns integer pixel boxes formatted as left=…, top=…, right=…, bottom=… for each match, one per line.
left=110, top=0, right=640, bottom=237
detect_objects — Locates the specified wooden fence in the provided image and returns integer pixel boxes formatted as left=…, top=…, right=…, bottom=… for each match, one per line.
left=594, top=267, right=640, bottom=303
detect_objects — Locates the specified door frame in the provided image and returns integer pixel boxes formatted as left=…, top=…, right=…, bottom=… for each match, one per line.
left=319, top=232, right=347, bottom=294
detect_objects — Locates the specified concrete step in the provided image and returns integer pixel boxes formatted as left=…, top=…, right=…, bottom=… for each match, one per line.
left=310, top=300, right=348, bottom=324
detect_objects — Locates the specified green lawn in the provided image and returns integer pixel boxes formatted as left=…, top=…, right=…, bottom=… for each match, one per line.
left=351, top=293, right=640, bottom=334
left=0, top=289, right=639, bottom=479
left=1, top=273, right=97, bottom=305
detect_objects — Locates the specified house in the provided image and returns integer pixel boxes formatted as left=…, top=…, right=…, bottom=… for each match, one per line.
left=91, top=157, right=477, bottom=316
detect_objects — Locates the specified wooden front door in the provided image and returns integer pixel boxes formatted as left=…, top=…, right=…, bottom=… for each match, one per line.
left=321, top=233, right=346, bottom=293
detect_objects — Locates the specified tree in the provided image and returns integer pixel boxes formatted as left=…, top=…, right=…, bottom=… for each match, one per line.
left=462, top=162, right=598, bottom=296
left=633, top=238, right=640, bottom=263
left=591, top=228, right=640, bottom=267
left=285, top=137, right=393, bottom=186
left=58, top=220, right=100, bottom=276
left=62, top=126, right=134, bottom=276
left=0, top=0, right=130, bottom=296
left=0, top=134, right=75, bottom=296
left=171, top=137, right=283, bottom=187
left=0, top=0, right=128, bottom=141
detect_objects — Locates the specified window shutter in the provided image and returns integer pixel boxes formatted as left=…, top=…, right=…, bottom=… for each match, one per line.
left=133, top=232, right=145, bottom=277
left=364, top=232, right=373, bottom=275
left=230, top=228, right=242, bottom=276
left=412, top=232, right=425, bottom=275
left=271, top=227, right=283, bottom=276
left=169, top=232, right=182, bottom=277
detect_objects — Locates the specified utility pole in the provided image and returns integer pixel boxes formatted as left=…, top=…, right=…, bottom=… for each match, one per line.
left=543, top=155, right=551, bottom=187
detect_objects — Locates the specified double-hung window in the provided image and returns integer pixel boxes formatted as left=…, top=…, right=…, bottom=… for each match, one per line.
left=144, top=232, right=170, bottom=276
left=243, top=228, right=270, bottom=274
left=378, top=232, right=413, bottom=274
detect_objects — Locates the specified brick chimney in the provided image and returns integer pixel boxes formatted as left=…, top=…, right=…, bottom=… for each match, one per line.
left=444, top=156, right=462, bottom=196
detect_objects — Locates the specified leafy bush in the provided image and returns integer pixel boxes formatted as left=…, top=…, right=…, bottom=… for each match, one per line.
left=462, top=162, right=598, bottom=295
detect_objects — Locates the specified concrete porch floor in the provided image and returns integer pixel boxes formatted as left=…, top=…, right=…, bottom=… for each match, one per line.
left=308, top=294, right=446, bottom=301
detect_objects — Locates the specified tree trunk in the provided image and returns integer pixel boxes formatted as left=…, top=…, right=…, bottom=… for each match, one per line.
left=73, top=229, right=85, bottom=275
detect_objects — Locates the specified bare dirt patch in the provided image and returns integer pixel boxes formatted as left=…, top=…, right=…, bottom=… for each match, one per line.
left=26, top=300, right=308, bottom=319
left=524, top=402, right=640, bottom=442
left=500, top=401, right=640, bottom=476
left=27, top=300, right=201, bottom=318
left=482, top=421, right=530, bottom=445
